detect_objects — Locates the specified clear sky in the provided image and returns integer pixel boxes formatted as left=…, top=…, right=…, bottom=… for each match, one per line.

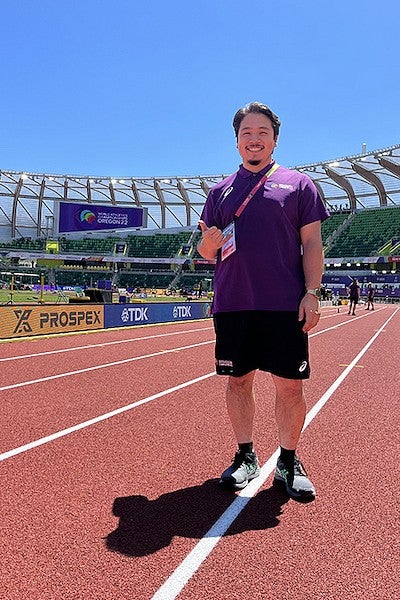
left=1, top=0, right=399, bottom=178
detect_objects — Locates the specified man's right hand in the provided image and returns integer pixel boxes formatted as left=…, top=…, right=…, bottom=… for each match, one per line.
left=198, top=220, right=225, bottom=259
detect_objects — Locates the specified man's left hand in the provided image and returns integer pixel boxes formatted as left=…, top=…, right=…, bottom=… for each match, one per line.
left=299, top=294, right=321, bottom=333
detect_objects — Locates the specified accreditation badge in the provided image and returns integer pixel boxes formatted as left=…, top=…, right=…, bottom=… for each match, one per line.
left=221, top=221, right=236, bottom=261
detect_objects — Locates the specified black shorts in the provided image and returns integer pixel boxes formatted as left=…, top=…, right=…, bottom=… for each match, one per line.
left=213, top=311, right=310, bottom=379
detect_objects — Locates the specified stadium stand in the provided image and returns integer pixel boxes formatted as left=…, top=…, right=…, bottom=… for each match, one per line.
left=321, top=212, right=349, bottom=242
left=326, top=207, right=400, bottom=257
left=54, top=232, right=194, bottom=258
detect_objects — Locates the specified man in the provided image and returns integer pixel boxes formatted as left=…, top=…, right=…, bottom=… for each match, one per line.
left=348, top=278, right=360, bottom=315
left=198, top=102, right=329, bottom=501
left=365, top=282, right=374, bottom=310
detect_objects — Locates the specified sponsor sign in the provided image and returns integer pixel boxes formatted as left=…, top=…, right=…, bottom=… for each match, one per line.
left=55, top=202, right=147, bottom=234
left=104, top=302, right=212, bottom=328
left=0, top=302, right=212, bottom=339
left=0, top=305, right=104, bottom=339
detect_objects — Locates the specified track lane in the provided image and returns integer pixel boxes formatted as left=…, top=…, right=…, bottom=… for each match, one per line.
left=154, top=307, right=400, bottom=600
left=1, top=306, right=398, bottom=599
left=0, top=307, right=388, bottom=454
left=1, top=374, right=233, bottom=599
left=0, top=342, right=216, bottom=453
left=0, top=323, right=215, bottom=387
left=0, top=320, right=214, bottom=356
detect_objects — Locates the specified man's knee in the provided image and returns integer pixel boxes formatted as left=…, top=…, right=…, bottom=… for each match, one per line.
left=227, top=372, right=255, bottom=393
left=272, top=375, right=303, bottom=399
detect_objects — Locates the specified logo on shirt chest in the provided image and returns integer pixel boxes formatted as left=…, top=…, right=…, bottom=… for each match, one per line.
left=269, top=182, right=294, bottom=191
left=264, top=181, right=295, bottom=208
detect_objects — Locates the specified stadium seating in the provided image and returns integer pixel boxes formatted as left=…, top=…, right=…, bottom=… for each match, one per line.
left=321, top=212, right=349, bottom=241
left=126, top=232, right=194, bottom=258
left=326, top=207, right=400, bottom=257
left=59, top=237, right=117, bottom=254
left=56, top=232, right=193, bottom=258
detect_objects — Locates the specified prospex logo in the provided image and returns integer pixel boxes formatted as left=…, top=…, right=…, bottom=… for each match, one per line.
left=13, top=309, right=33, bottom=334
left=39, top=309, right=101, bottom=329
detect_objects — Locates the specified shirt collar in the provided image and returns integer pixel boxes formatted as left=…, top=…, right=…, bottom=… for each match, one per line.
left=238, top=161, right=275, bottom=179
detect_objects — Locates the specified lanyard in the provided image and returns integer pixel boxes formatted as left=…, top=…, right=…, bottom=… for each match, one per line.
left=234, top=162, right=280, bottom=218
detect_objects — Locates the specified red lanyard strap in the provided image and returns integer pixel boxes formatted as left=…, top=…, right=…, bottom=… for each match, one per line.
left=235, top=163, right=280, bottom=218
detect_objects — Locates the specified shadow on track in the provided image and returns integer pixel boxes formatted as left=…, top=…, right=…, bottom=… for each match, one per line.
left=105, top=479, right=289, bottom=557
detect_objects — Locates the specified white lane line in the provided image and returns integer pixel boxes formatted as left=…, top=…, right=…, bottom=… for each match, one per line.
left=0, top=340, right=214, bottom=392
left=0, top=372, right=215, bottom=462
left=151, top=307, right=398, bottom=600
left=0, top=326, right=214, bottom=362
left=319, top=305, right=386, bottom=321
left=304, top=307, right=398, bottom=428
left=311, top=306, right=387, bottom=336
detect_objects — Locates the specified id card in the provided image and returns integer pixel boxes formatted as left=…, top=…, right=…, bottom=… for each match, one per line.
left=221, top=221, right=236, bottom=261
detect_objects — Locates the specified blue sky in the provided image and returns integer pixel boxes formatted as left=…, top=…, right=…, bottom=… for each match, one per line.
left=1, top=0, right=399, bottom=178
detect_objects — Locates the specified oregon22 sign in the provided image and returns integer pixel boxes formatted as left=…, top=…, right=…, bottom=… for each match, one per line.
left=55, top=202, right=147, bottom=233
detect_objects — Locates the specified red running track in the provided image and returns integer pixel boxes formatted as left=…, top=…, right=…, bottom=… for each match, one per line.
left=1, top=307, right=399, bottom=599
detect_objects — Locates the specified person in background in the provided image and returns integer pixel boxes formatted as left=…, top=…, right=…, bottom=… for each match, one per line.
left=365, top=282, right=375, bottom=310
left=198, top=101, right=329, bottom=501
left=348, top=278, right=361, bottom=315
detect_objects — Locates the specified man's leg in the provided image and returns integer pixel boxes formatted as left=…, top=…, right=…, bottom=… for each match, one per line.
left=220, top=371, right=260, bottom=489
left=272, top=375, right=305, bottom=450
left=226, top=371, right=256, bottom=443
left=272, top=374, right=315, bottom=500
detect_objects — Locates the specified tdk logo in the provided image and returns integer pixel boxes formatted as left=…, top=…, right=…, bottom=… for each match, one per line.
left=120, top=307, right=149, bottom=322
left=173, top=305, right=192, bottom=319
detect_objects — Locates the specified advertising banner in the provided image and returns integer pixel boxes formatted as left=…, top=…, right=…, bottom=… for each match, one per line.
left=322, top=273, right=400, bottom=297
left=0, top=305, right=104, bottom=339
left=104, top=302, right=212, bottom=329
left=55, top=202, right=147, bottom=234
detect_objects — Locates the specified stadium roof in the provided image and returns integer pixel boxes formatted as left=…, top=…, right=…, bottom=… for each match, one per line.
left=1, top=144, right=399, bottom=240
left=292, top=144, right=400, bottom=213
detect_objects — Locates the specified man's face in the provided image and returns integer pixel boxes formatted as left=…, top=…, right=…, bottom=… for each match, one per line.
left=237, top=112, right=278, bottom=171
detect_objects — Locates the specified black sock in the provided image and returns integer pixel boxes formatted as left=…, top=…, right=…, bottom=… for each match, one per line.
left=280, top=447, right=295, bottom=467
left=238, top=442, right=254, bottom=454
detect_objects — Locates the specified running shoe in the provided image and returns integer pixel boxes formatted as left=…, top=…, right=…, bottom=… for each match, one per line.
left=274, top=456, right=316, bottom=501
left=220, top=450, right=260, bottom=490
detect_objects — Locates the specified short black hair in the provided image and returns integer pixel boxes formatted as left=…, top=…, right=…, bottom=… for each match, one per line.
left=233, top=101, right=281, bottom=139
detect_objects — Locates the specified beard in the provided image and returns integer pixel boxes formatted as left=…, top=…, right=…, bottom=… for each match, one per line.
left=247, top=159, right=262, bottom=166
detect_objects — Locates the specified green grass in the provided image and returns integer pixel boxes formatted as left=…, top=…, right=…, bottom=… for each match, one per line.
left=0, top=289, right=60, bottom=304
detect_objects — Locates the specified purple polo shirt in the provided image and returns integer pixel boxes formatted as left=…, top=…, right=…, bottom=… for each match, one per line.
left=200, top=163, right=330, bottom=313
